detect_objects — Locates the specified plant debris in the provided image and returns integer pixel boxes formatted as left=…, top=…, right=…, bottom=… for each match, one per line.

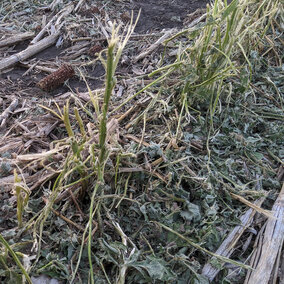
left=0, top=0, right=283, bottom=283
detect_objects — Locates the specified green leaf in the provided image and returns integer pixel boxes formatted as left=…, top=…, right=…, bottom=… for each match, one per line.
left=132, top=256, right=176, bottom=281
left=251, top=152, right=264, bottom=160
left=180, top=203, right=201, bottom=222
left=192, top=274, right=210, bottom=284
left=222, top=0, right=239, bottom=20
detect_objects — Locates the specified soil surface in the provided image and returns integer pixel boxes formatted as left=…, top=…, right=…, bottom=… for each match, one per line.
left=132, top=0, right=209, bottom=32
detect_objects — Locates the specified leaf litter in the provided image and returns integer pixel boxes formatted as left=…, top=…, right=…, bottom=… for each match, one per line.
left=0, top=0, right=283, bottom=283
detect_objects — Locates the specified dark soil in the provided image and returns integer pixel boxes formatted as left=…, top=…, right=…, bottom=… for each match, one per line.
left=132, top=0, right=209, bottom=32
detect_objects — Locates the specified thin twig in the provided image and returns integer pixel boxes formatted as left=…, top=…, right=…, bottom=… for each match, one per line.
left=0, top=97, right=18, bottom=129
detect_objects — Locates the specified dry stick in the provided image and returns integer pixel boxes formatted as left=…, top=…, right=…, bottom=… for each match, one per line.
left=0, top=173, right=29, bottom=187
left=124, top=134, right=150, bottom=147
left=186, top=12, right=207, bottom=28
left=22, top=60, right=41, bottom=76
left=0, top=32, right=60, bottom=73
left=31, top=17, right=58, bottom=45
left=68, top=188, right=85, bottom=218
left=31, top=4, right=73, bottom=44
left=245, top=183, right=284, bottom=284
left=74, top=32, right=170, bottom=47
left=134, top=29, right=175, bottom=62
left=231, top=192, right=273, bottom=219
left=74, top=0, right=85, bottom=12
left=0, top=97, right=18, bottom=129
left=0, top=32, right=34, bottom=48
left=55, top=4, right=74, bottom=26
left=29, top=172, right=58, bottom=191
left=132, top=13, right=206, bottom=63
left=244, top=222, right=266, bottom=284
left=71, top=32, right=166, bottom=43
left=116, top=105, right=136, bottom=122
left=19, top=62, right=57, bottom=74
left=16, top=146, right=68, bottom=163
left=49, top=0, right=62, bottom=11
left=50, top=206, right=85, bottom=232
left=202, top=197, right=266, bottom=282
left=0, top=140, right=22, bottom=153
left=118, top=165, right=168, bottom=184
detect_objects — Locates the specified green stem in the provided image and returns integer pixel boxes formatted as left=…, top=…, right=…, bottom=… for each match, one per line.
left=98, top=42, right=116, bottom=177
left=89, top=40, right=116, bottom=284
left=0, top=234, right=32, bottom=284
left=88, top=182, right=100, bottom=284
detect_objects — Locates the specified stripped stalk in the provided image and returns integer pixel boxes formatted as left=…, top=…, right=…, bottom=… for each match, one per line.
left=98, top=39, right=116, bottom=179
left=88, top=15, right=139, bottom=283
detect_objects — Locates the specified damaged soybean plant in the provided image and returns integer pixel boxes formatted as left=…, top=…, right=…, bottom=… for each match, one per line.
left=0, top=0, right=283, bottom=283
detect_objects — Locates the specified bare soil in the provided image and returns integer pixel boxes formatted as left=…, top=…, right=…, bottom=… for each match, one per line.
left=132, top=0, right=209, bottom=32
